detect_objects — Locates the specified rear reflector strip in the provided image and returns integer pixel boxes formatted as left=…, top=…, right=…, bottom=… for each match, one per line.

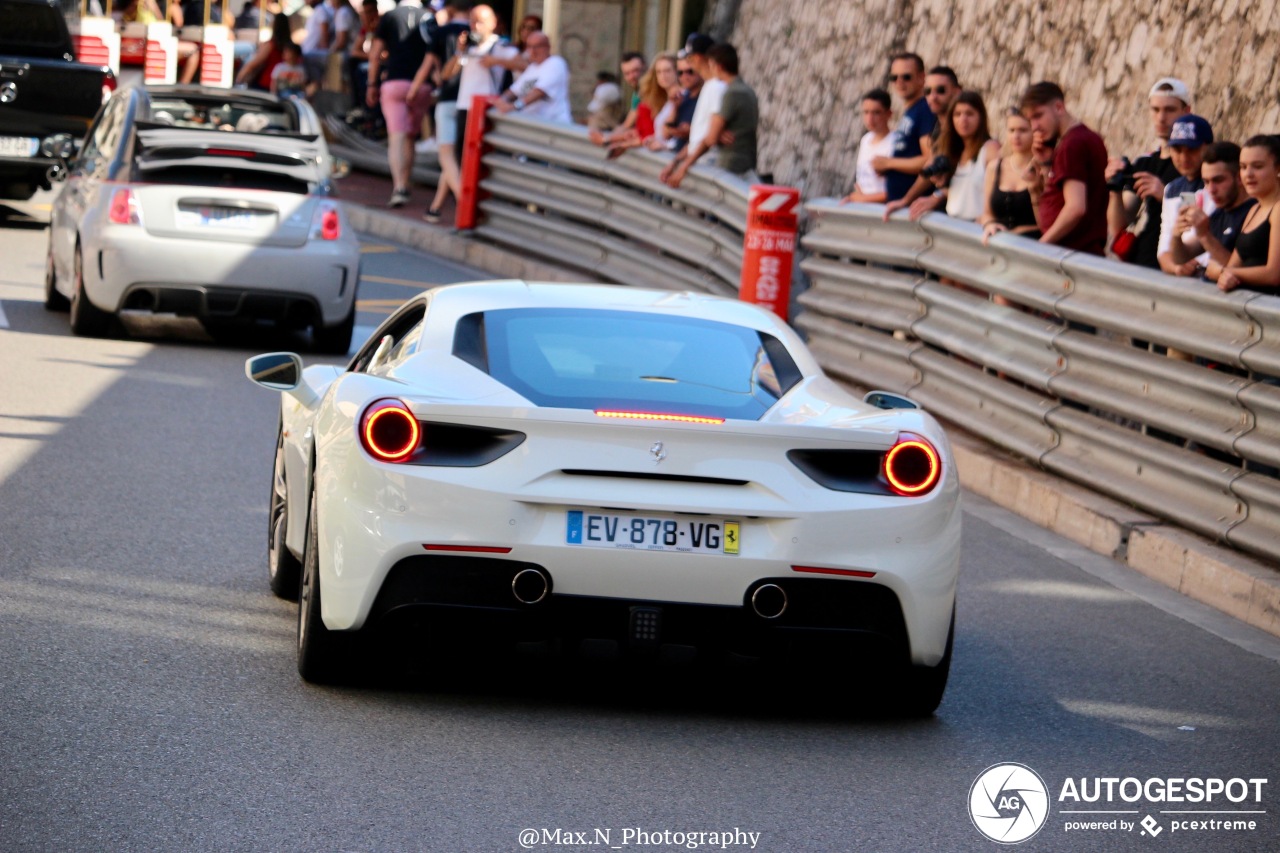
left=423, top=544, right=513, bottom=554
left=595, top=410, right=725, bottom=425
left=791, top=565, right=877, bottom=578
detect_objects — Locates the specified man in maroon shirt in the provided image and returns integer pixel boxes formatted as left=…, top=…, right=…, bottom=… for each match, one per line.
left=1020, top=82, right=1109, bottom=255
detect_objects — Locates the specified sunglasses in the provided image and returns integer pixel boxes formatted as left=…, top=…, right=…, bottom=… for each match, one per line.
left=888, top=73, right=914, bottom=82
left=924, top=87, right=950, bottom=95
left=678, top=69, right=696, bottom=76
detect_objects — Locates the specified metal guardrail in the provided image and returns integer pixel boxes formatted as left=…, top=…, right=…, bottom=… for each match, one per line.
left=473, top=113, right=750, bottom=297
left=799, top=200, right=1280, bottom=563
left=442, top=112, right=1280, bottom=564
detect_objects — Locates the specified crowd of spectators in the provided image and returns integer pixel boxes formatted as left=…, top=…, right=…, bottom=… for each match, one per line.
left=839, top=52, right=1279, bottom=294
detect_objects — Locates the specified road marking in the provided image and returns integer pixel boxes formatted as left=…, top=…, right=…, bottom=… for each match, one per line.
left=358, top=244, right=398, bottom=254
left=356, top=299, right=400, bottom=315
left=360, top=274, right=435, bottom=289
left=0, top=300, right=8, bottom=329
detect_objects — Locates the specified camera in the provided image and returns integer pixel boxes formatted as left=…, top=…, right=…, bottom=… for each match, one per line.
left=920, top=155, right=953, bottom=179
left=465, top=30, right=482, bottom=46
left=1107, top=156, right=1134, bottom=192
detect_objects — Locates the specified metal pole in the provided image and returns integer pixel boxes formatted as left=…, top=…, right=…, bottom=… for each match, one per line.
left=541, top=0, right=560, bottom=52
left=666, top=0, right=686, bottom=51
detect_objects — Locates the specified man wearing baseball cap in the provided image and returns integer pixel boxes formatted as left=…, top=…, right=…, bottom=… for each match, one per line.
left=1106, top=76, right=1193, bottom=268
left=1157, top=113, right=1214, bottom=276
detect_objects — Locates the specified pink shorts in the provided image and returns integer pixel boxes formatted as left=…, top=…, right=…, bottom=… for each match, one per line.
left=380, top=79, right=431, bottom=136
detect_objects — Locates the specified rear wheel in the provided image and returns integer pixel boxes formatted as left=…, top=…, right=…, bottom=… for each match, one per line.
left=267, top=424, right=302, bottom=600
left=69, top=246, right=113, bottom=337
left=312, top=303, right=355, bottom=355
left=297, top=486, right=358, bottom=683
left=44, top=239, right=69, bottom=311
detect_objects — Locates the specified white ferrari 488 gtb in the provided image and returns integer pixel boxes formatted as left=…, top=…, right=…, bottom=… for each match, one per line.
left=246, top=281, right=961, bottom=714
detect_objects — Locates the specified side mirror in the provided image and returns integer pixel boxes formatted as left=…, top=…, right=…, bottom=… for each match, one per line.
left=245, top=352, right=303, bottom=390
left=863, top=390, right=919, bottom=410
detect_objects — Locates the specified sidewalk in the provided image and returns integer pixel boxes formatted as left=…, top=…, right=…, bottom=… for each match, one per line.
left=333, top=160, right=1280, bottom=642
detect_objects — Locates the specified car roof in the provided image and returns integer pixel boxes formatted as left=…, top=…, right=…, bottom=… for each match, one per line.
left=421, top=281, right=788, bottom=332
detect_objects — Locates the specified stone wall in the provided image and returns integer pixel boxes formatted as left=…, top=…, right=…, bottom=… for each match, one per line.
left=723, top=0, right=1280, bottom=199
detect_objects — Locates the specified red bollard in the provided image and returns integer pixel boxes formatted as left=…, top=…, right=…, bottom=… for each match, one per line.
left=739, top=184, right=799, bottom=319
left=456, top=95, right=498, bottom=231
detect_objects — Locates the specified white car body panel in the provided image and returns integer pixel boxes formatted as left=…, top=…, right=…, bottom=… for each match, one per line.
left=274, top=282, right=963, bottom=666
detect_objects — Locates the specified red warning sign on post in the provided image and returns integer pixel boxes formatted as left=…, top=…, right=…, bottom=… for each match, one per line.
left=740, top=185, right=799, bottom=319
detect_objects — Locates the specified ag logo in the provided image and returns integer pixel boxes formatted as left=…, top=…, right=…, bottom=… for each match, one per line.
left=969, top=763, right=1050, bottom=844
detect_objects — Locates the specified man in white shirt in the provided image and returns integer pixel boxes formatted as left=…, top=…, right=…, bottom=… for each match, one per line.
left=843, top=88, right=895, bottom=204
left=457, top=5, right=520, bottom=138
left=494, top=31, right=571, bottom=124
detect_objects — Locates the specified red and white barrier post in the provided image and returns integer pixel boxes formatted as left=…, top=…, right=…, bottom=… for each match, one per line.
left=72, top=16, right=121, bottom=75
left=198, top=25, right=234, bottom=88
left=740, top=185, right=799, bottom=319
left=144, top=23, right=179, bottom=83
left=456, top=95, right=498, bottom=230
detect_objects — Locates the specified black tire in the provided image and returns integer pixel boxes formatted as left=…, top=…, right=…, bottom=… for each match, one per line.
left=297, top=485, right=357, bottom=684
left=267, top=424, right=302, bottom=600
left=312, top=304, right=355, bottom=355
left=69, top=246, right=113, bottom=337
left=44, top=239, right=69, bottom=311
left=890, top=608, right=954, bottom=717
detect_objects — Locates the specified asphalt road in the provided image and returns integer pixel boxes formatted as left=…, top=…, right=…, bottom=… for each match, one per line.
left=1, top=194, right=1278, bottom=853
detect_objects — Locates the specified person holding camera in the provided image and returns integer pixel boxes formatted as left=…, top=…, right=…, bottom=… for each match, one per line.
left=1156, top=114, right=1214, bottom=276
left=1106, top=78, right=1191, bottom=266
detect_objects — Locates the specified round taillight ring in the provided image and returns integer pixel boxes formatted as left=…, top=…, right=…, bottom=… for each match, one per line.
left=360, top=400, right=420, bottom=462
left=884, top=436, right=941, bottom=496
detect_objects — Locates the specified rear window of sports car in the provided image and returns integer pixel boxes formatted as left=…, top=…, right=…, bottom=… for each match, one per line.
left=453, top=308, right=802, bottom=420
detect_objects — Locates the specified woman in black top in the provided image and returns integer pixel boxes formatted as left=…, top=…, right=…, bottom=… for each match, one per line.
left=1218, top=134, right=1280, bottom=293
left=980, top=109, right=1041, bottom=243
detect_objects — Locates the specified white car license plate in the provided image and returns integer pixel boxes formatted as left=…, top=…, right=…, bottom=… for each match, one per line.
left=0, top=136, right=39, bottom=158
left=566, top=510, right=740, bottom=555
left=177, top=206, right=274, bottom=230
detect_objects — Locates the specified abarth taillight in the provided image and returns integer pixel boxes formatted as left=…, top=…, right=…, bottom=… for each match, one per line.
left=108, top=188, right=140, bottom=225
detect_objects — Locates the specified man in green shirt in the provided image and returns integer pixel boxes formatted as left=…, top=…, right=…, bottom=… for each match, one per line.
left=664, top=43, right=758, bottom=188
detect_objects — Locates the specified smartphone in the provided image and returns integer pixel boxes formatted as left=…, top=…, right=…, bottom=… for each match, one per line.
left=1180, top=191, right=1197, bottom=209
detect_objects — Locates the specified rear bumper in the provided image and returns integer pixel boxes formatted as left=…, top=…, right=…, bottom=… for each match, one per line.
left=87, top=228, right=360, bottom=326
left=369, top=555, right=913, bottom=666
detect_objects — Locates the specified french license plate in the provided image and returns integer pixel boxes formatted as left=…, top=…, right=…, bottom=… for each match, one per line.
left=566, top=510, right=740, bottom=555
left=177, top=206, right=274, bottom=230
left=0, top=136, right=38, bottom=158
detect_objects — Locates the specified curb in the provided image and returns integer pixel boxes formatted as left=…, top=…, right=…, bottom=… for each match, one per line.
left=345, top=199, right=1280, bottom=642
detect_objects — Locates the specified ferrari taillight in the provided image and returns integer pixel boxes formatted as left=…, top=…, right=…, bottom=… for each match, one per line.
left=108, top=188, right=140, bottom=225
left=360, top=400, right=420, bottom=462
left=883, top=434, right=941, bottom=496
left=310, top=201, right=341, bottom=241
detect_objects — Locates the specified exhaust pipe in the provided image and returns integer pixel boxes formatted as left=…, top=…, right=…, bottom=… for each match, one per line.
left=751, top=583, right=787, bottom=619
left=512, top=568, right=550, bottom=605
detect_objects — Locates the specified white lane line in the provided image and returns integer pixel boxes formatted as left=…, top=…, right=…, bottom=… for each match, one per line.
left=0, top=300, right=9, bottom=329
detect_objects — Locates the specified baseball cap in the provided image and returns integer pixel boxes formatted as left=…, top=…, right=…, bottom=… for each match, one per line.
left=1149, top=77, right=1192, bottom=106
left=1169, top=114, right=1213, bottom=148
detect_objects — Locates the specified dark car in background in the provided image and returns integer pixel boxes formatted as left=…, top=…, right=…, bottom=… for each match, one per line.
left=0, top=0, right=114, bottom=201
